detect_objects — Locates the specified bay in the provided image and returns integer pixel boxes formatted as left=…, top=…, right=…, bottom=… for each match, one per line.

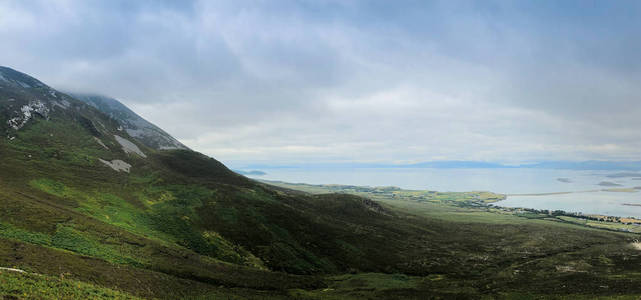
left=247, top=167, right=641, bottom=217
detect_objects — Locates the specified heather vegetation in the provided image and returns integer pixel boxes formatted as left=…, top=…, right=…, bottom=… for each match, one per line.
left=2, top=67, right=641, bottom=299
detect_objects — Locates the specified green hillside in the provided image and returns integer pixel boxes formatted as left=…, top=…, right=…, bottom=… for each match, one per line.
left=1, top=66, right=641, bottom=299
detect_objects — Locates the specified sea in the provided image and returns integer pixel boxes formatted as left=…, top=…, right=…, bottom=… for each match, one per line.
left=246, top=168, right=641, bottom=218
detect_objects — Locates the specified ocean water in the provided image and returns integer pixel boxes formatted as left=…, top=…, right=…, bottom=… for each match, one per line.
left=247, top=168, right=641, bottom=217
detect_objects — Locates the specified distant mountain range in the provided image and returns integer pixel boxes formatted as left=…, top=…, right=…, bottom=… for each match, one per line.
left=232, top=169, right=267, bottom=176
left=522, top=161, right=641, bottom=171
left=234, top=160, right=641, bottom=171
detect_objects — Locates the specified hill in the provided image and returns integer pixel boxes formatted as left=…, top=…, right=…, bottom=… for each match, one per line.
left=69, top=93, right=189, bottom=151
left=2, top=66, right=641, bottom=299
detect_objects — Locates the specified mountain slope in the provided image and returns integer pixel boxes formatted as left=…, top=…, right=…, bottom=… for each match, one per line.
left=3, top=66, right=641, bottom=299
left=0, top=66, right=440, bottom=277
left=0, top=66, right=449, bottom=296
left=69, top=93, right=189, bottom=150
left=0, top=66, right=321, bottom=297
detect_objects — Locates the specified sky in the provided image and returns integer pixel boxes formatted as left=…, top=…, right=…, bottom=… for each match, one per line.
left=1, top=0, right=640, bottom=166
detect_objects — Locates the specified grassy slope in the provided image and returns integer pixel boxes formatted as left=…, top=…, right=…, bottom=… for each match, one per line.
left=2, top=69, right=641, bottom=298
left=0, top=270, right=141, bottom=300
left=262, top=181, right=641, bottom=299
left=0, top=80, right=323, bottom=298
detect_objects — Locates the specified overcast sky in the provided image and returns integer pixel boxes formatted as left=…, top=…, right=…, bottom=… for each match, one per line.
left=1, top=0, right=640, bottom=165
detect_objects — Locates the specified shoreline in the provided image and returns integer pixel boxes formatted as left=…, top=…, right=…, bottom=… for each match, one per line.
left=494, top=190, right=641, bottom=220
left=506, top=189, right=600, bottom=196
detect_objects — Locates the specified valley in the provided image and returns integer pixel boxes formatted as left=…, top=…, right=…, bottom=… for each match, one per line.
left=2, top=66, right=641, bottom=299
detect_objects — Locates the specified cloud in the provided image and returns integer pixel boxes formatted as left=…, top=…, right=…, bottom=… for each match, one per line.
left=1, top=0, right=640, bottom=164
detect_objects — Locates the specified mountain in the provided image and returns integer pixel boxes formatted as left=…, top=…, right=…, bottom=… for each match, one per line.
left=233, top=169, right=267, bottom=176
left=231, top=161, right=513, bottom=170
left=69, top=93, right=189, bottom=150
left=2, top=66, right=641, bottom=299
left=235, top=160, right=641, bottom=171
left=0, top=66, right=443, bottom=297
left=406, top=160, right=511, bottom=168
left=523, top=160, right=641, bottom=171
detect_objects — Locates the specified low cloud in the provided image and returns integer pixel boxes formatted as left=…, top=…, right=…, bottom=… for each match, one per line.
left=1, top=0, right=640, bottom=165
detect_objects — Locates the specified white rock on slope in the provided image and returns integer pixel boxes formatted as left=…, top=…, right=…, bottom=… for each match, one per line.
left=70, top=94, right=189, bottom=150
left=51, top=99, right=70, bottom=110
left=94, top=137, right=109, bottom=149
left=114, top=135, right=147, bottom=158
left=6, top=100, right=50, bottom=130
left=99, top=159, right=132, bottom=173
